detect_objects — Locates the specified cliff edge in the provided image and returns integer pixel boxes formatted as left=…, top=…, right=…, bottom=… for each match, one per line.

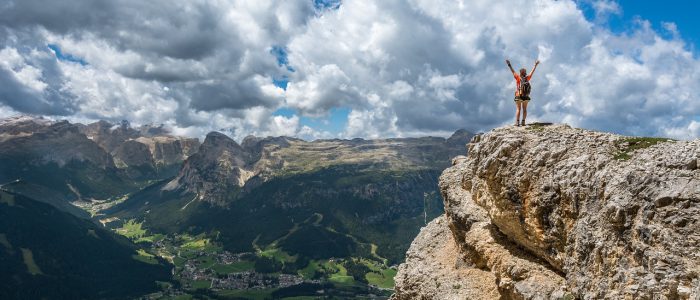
left=392, top=124, right=700, bottom=299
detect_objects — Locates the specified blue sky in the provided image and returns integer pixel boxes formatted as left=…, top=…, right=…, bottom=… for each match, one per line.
left=614, top=1, right=698, bottom=47
left=581, top=1, right=699, bottom=52
left=274, top=107, right=349, bottom=135
left=48, top=44, right=88, bottom=65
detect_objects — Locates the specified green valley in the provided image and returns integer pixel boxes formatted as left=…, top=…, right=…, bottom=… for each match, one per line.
left=0, top=117, right=472, bottom=299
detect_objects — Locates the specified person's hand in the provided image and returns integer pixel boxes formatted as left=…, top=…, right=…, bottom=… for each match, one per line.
left=535, top=60, right=540, bottom=65
left=506, top=59, right=511, bottom=66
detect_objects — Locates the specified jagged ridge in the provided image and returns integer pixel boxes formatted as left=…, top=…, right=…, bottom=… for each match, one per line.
left=166, top=129, right=473, bottom=205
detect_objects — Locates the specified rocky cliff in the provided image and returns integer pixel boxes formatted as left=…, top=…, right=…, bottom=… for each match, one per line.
left=81, top=120, right=199, bottom=173
left=0, top=118, right=115, bottom=169
left=393, top=124, right=700, bottom=300
left=134, top=135, right=199, bottom=167
left=165, top=131, right=254, bottom=203
left=0, top=116, right=198, bottom=177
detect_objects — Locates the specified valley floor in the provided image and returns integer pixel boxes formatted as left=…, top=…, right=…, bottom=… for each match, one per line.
left=113, top=219, right=395, bottom=299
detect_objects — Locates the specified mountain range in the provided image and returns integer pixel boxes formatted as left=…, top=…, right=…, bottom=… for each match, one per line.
left=0, top=115, right=472, bottom=299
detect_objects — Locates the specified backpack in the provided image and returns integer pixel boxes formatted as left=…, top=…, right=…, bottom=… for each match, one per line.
left=519, top=76, right=531, bottom=99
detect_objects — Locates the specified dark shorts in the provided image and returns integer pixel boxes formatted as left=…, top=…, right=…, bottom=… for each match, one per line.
left=514, top=96, right=531, bottom=102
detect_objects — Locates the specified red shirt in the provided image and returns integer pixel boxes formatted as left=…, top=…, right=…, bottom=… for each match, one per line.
left=513, top=74, right=532, bottom=96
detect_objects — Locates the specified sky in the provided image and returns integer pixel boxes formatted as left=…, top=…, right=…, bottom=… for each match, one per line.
left=0, top=0, right=699, bottom=140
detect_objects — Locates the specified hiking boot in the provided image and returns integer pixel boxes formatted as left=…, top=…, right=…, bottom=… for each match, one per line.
left=515, top=121, right=520, bottom=127
left=521, top=120, right=526, bottom=126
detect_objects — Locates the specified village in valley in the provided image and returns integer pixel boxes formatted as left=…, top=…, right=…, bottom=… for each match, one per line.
left=113, top=219, right=396, bottom=299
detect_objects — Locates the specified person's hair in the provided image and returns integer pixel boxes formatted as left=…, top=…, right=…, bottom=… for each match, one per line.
left=520, top=68, right=527, bottom=77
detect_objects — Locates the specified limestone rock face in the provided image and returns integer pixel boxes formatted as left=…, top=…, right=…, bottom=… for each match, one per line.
left=166, top=132, right=253, bottom=204
left=0, top=118, right=199, bottom=172
left=113, top=140, right=154, bottom=168
left=393, top=124, right=700, bottom=300
left=112, top=140, right=156, bottom=179
left=0, top=120, right=115, bottom=169
left=81, top=120, right=138, bottom=153
left=0, top=115, right=53, bottom=140
left=133, top=136, right=199, bottom=167
left=391, top=215, right=502, bottom=300
left=81, top=120, right=200, bottom=171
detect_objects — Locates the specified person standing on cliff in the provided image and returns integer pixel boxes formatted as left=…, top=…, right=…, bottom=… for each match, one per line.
left=506, top=59, right=539, bottom=126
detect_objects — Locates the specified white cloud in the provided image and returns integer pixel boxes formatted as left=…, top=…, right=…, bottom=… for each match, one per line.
left=663, top=121, right=700, bottom=140
left=0, top=48, right=48, bottom=92
left=0, top=105, right=19, bottom=119
left=285, top=0, right=700, bottom=139
left=268, top=115, right=301, bottom=137
left=590, top=0, right=621, bottom=21
left=298, top=125, right=334, bottom=141
left=285, top=64, right=361, bottom=116
left=344, top=107, right=399, bottom=139
left=0, top=0, right=698, bottom=140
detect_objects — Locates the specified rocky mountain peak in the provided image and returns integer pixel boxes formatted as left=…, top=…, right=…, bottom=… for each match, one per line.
left=201, top=131, right=242, bottom=150
left=81, top=120, right=139, bottom=152
left=197, top=131, right=250, bottom=165
left=44, top=120, right=80, bottom=134
left=0, top=116, right=200, bottom=188
left=165, top=131, right=253, bottom=204
left=392, top=124, right=700, bottom=299
left=445, top=128, right=473, bottom=145
left=0, top=118, right=114, bottom=169
left=240, top=135, right=260, bottom=148
left=0, top=115, right=53, bottom=136
left=137, top=123, right=168, bottom=136
left=78, top=120, right=200, bottom=174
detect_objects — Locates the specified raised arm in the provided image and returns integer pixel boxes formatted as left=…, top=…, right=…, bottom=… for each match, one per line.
left=529, top=60, right=540, bottom=78
left=506, top=59, right=516, bottom=76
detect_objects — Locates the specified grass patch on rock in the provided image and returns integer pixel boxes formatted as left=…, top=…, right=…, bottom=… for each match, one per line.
left=525, top=122, right=553, bottom=131
left=614, top=137, right=673, bottom=160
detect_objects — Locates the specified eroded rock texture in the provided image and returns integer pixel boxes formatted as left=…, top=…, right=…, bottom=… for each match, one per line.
left=393, top=124, right=700, bottom=300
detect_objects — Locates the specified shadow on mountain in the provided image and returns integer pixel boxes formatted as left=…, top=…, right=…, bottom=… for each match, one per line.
left=0, top=190, right=172, bottom=300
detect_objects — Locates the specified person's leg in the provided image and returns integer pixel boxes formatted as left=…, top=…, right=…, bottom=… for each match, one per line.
left=514, top=99, right=522, bottom=126
left=522, top=100, right=529, bottom=125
